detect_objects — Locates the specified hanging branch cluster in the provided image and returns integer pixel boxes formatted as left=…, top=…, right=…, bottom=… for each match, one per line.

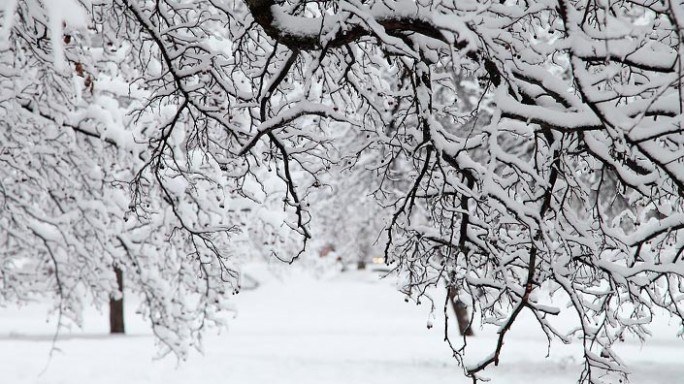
left=2, top=0, right=684, bottom=380
left=230, top=1, right=684, bottom=381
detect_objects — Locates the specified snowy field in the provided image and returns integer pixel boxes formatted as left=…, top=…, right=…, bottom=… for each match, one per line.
left=1, top=265, right=683, bottom=384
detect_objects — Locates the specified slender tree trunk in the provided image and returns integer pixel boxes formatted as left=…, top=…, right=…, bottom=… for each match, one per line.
left=447, top=286, right=473, bottom=336
left=109, top=266, right=125, bottom=334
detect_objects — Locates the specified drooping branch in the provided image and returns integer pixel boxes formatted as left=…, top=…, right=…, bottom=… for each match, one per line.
left=243, top=0, right=465, bottom=51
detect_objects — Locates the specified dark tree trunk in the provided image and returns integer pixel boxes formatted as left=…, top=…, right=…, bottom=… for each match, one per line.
left=447, top=286, right=473, bottom=336
left=109, top=266, right=125, bottom=334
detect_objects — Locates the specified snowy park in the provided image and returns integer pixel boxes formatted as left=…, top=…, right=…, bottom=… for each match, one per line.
left=4, top=0, right=684, bottom=383
left=2, top=265, right=684, bottom=384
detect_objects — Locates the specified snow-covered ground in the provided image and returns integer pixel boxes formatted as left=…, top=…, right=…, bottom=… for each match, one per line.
left=1, top=265, right=683, bottom=384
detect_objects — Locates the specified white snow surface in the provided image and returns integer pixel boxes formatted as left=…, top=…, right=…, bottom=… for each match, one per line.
left=1, top=265, right=683, bottom=384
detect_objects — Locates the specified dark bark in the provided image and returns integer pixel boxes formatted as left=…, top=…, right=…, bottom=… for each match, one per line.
left=109, top=266, right=125, bottom=334
left=243, top=0, right=471, bottom=53
left=447, top=286, right=473, bottom=336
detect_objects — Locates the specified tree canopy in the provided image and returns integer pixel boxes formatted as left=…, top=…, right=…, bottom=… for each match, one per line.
left=2, top=0, right=684, bottom=382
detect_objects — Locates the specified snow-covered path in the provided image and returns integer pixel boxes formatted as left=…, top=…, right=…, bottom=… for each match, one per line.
left=1, top=267, right=683, bottom=383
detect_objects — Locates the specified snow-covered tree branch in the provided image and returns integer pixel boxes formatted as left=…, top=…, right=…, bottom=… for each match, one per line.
left=2, top=0, right=684, bottom=381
